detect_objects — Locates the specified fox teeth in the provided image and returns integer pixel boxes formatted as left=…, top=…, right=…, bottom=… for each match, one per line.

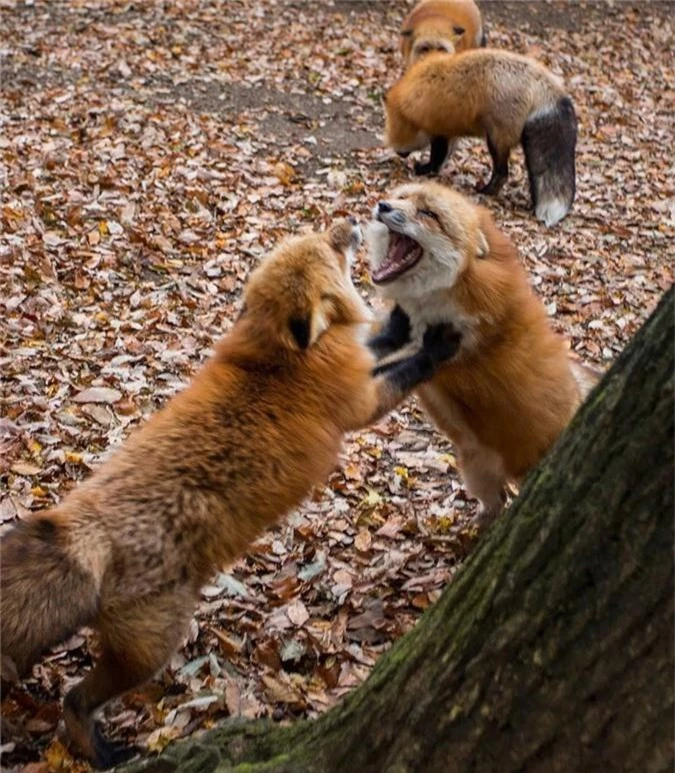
left=371, top=233, right=423, bottom=285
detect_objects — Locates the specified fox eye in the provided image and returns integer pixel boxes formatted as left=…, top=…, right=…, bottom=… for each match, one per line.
left=417, top=209, right=439, bottom=221
left=453, top=25, right=465, bottom=35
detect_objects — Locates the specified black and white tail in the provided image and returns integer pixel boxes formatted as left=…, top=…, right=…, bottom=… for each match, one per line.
left=521, top=96, right=577, bottom=227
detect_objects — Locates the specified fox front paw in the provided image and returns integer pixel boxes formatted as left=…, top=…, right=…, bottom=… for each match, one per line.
left=476, top=176, right=506, bottom=196
left=413, top=160, right=438, bottom=176
left=422, top=323, right=462, bottom=367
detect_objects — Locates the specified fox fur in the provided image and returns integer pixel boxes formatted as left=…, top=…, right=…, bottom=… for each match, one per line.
left=0, top=219, right=459, bottom=767
left=366, top=182, right=599, bottom=524
left=400, top=0, right=486, bottom=67
left=384, top=49, right=578, bottom=227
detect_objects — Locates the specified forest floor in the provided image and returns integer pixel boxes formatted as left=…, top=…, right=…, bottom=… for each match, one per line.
left=1, top=1, right=673, bottom=770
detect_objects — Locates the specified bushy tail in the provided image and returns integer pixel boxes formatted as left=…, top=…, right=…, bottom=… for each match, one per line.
left=521, top=96, right=578, bottom=227
left=1, top=516, right=98, bottom=679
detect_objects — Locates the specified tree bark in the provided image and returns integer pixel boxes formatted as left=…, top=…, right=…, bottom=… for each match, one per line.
left=122, top=288, right=674, bottom=773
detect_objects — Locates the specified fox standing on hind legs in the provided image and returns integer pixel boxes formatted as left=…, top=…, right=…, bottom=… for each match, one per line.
left=366, top=182, right=600, bottom=525
left=1, top=219, right=460, bottom=768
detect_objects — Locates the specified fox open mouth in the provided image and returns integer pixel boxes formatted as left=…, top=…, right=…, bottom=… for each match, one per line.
left=371, top=232, right=423, bottom=284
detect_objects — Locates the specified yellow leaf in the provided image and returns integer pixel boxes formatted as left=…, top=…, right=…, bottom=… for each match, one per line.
left=146, top=725, right=182, bottom=753
left=98, top=220, right=109, bottom=236
left=362, top=489, right=383, bottom=507
left=28, top=439, right=43, bottom=456
left=43, top=738, right=90, bottom=772
left=440, top=453, right=457, bottom=469
left=436, top=515, right=455, bottom=532
left=65, top=452, right=83, bottom=464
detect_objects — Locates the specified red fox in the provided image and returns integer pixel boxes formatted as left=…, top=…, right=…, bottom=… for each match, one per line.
left=1, top=218, right=460, bottom=767
left=400, top=0, right=486, bottom=66
left=384, top=49, right=578, bottom=227
left=366, top=182, right=600, bottom=524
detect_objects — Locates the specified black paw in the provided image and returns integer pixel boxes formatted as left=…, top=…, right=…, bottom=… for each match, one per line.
left=92, top=725, right=140, bottom=770
left=369, top=305, right=412, bottom=359
left=476, top=178, right=504, bottom=196
left=422, top=323, right=462, bottom=366
left=413, top=160, right=438, bottom=177
left=387, top=305, right=411, bottom=344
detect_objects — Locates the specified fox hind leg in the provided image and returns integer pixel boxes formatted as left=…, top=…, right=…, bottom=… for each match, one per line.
left=63, top=592, right=195, bottom=768
left=459, top=445, right=508, bottom=528
left=476, top=134, right=510, bottom=195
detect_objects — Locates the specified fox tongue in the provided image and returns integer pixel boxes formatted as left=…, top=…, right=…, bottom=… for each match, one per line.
left=371, top=233, right=423, bottom=284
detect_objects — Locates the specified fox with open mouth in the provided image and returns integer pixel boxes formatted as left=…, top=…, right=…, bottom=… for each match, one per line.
left=366, top=181, right=600, bottom=525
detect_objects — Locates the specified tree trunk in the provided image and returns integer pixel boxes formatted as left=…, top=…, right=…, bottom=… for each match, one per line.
left=123, top=288, right=674, bottom=773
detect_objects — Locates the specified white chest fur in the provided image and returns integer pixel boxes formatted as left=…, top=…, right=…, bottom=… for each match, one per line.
left=400, top=292, right=483, bottom=353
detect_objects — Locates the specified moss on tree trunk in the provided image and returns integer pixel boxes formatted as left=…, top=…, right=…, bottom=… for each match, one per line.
left=122, top=288, right=674, bottom=773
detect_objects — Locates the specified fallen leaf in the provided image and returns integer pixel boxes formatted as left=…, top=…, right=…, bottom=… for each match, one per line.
left=286, top=599, right=309, bottom=627
left=72, top=387, right=122, bottom=404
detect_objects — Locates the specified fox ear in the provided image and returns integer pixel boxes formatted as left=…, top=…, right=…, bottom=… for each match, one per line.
left=287, top=305, right=330, bottom=350
left=476, top=229, right=489, bottom=259
left=288, top=316, right=311, bottom=350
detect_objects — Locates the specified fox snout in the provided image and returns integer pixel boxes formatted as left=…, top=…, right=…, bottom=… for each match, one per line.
left=375, top=201, right=407, bottom=229
left=328, top=217, right=362, bottom=252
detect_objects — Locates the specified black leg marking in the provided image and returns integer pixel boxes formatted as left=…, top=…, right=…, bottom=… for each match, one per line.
left=476, top=135, right=509, bottom=195
left=414, top=136, right=449, bottom=176
left=373, top=323, right=461, bottom=387
left=368, top=305, right=411, bottom=359
left=92, top=727, right=140, bottom=770
left=422, top=322, right=462, bottom=366
left=372, top=350, right=433, bottom=388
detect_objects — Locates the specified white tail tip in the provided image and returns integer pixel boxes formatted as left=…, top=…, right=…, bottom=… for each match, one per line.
left=535, top=197, right=570, bottom=227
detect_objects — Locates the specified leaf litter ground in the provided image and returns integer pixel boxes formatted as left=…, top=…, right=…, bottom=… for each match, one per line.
left=1, top=1, right=673, bottom=769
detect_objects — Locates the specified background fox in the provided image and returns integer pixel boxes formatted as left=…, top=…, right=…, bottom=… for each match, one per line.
left=384, top=49, right=578, bottom=227
left=1, top=219, right=459, bottom=768
left=400, top=0, right=486, bottom=67
left=366, top=182, right=599, bottom=525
